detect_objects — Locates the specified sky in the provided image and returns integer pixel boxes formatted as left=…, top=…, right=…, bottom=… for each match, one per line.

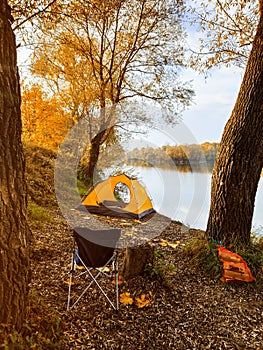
left=138, top=65, right=244, bottom=149
left=181, top=66, right=244, bottom=144
left=138, top=16, right=246, bottom=149
left=177, top=14, right=245, bottom=146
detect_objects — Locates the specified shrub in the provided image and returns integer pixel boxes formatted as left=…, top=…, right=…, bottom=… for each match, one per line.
left=183, top=231, right=263, bottom=281
left=145, top=249, right=175, bottom=286
left=183, top=232, right=222, bottom=279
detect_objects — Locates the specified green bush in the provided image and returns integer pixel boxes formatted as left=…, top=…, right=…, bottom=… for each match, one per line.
left=236, top=235, right=263, bottom=280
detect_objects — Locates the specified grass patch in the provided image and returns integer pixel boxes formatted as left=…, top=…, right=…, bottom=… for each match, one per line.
left=28, top=202, right=54, bottom=228
left=183, top=232, right=222, bottom=279
left=77, top=179, right=89, bottom=198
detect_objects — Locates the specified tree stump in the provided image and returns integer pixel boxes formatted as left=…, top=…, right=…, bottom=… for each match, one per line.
left=121, top=243, right=154, bottom=280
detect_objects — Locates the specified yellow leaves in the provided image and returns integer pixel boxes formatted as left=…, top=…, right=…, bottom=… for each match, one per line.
left=159, top=238, right=180, bottom=249
left=124, top=230, right=134, bottom=236
left=98, top=266, right=110, bottom=272
left=169, top=242, right=181, bottom=249
left=135, top=293, right=151, bottom=308
left=124, top=227, right=138, bottom=236
left=120, top=292, right=133, bottom=306
left=133, top=219, right=147, bottom=225
left=21, top=83, right=70, bottom=151
left=119, top=222, right=132, bottom=227
left=159, top=239, right=168, bottom=247
left=120, top=292, right=152, bottom=308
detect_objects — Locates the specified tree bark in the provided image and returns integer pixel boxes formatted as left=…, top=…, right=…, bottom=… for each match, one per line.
left=206, top=4, right=263, bottom=248
left=0, top=0, right=30, bottom=329
left=82, top=125, right=114, bottom=183
left=84, top=132, right=104, bottom=182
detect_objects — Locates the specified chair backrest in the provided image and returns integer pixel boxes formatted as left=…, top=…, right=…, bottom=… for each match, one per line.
left=73, top=227, right=121, bottom=268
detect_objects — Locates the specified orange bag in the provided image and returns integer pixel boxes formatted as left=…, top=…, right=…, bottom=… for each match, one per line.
left=217, top=245, right=255, bottom=283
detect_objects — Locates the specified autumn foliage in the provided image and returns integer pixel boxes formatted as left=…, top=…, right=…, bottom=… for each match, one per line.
left=21, top=84, right=70, bottom=151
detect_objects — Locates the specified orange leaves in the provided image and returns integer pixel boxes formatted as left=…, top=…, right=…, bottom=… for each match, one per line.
left=21, top=83, right=70, bottom=151
left=111, top=275, right=124, bottom=285
left=120, top=292, right=152, bottom=308
left=120, top=292, right=133, bottom=306
left=190, top=0, right=256, bottom=71
left=135, top=293, right=151, bottom=308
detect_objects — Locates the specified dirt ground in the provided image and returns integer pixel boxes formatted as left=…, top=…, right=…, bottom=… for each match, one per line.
left=29, top=207, right=263, bottom=350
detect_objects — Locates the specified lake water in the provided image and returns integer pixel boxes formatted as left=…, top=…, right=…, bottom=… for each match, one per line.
left=133, top=167, right=263, bottom=235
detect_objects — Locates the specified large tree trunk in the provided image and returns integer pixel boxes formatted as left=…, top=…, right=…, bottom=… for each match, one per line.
left=0, top=0, right=30, bottom=330
left=206, top=3, right=263, bottom=248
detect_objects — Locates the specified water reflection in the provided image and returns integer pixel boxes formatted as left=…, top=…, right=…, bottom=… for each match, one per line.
left=126, top=161, right=215, bottom=174
left=176, top=162, right=214, bottom=173
left=133, top=166, right=263, bottom=235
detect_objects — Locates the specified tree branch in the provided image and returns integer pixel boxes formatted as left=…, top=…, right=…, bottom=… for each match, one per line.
left=13, top=0, right=57, bottom=30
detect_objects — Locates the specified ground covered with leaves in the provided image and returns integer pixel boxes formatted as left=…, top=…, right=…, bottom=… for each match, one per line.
left=5, top=145, right=263, bottom=349
left=23, top=206, right=263, bottom=350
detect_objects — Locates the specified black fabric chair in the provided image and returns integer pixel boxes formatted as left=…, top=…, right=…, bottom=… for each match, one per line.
left=67, top=227, right=121, bottom=311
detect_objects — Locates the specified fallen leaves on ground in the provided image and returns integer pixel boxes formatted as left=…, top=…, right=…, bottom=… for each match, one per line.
left=135, top=293, right=151, bottom=308
left=120, top=292, right=152, bottom=308
left=159, top=238, right=180, bottom=249
left=112, top=275, right=124, bottom=285
left=120, top=292, right=133, bottom=306
left=28, top=207, right=263, bottom=350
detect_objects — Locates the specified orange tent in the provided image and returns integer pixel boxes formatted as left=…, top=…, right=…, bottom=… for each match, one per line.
left=80, top=174, right=155, bottom=219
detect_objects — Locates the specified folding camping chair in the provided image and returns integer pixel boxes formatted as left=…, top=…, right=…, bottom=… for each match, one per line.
left=67, top=227, right=121, bottom=311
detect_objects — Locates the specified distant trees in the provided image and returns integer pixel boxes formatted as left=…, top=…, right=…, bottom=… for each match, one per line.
left=0, top=0, right=30, bottom=329
left=23, top=0, right=193, bottom=181
left=127, top=143, right=218, bottom=170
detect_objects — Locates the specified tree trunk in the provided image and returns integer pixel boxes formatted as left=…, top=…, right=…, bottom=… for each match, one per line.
left=0, top=0, right=30, bottom=330
left=85, top=133, right=103, bottom=182
left=82, top=126, right=114, bottom=183
left=206, top=4, right=263, bottom=248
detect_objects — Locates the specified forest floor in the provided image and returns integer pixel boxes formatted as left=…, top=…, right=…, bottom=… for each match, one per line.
left=28, top=208, right=263, bottom=350
left=24, top=145, right=263, bottom=349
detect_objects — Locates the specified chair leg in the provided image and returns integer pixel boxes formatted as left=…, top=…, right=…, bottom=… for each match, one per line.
left=67, top=250, right=75, bottom=311
left=85, top=267, right=117, bottom=310
left=115, top=258, right=119, bottom=312
left=67, top=251, right=119, bottom=311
